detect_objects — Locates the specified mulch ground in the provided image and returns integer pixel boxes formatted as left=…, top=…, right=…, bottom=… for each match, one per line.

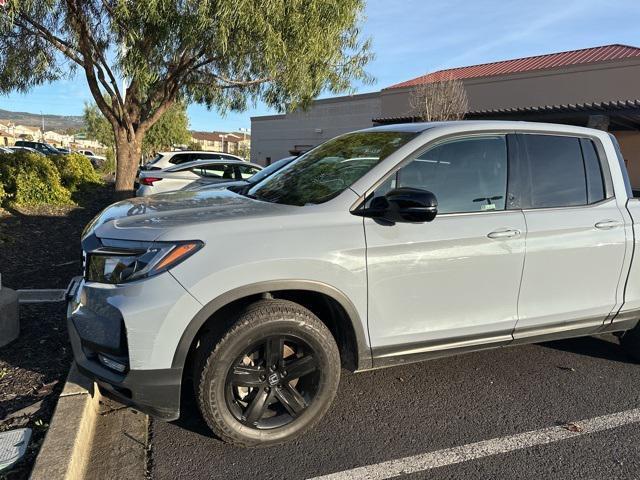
left=0, top=182, right=115, bottom=479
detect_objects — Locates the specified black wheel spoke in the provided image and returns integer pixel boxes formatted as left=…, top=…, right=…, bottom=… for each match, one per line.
left=285, top=354, right=318, bottom=380
left=230, top=365, right=264, bottom=387
left=225, top=331, right=325, bottom=431
left=264, top=337, right=283, bottom=369
left=275, top=384, right=307, bottom=417
left=244, top=388, right=272, bottom=425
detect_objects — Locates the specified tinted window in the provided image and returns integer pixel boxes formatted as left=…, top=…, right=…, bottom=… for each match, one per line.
left=170, top=153, right=192, bottom=165
left=379, top=135, right=508, bottom=214
left=195, top=153, right=222, bottom=161
left=523, top=135, right=586, bottom=208
left=580, top=139, right=605, bottom=204
left=191, top=163, right=235, bottom=179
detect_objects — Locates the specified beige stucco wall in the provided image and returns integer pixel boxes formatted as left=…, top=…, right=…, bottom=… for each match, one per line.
left=380, top=58, right=640, bottom=119
left=251, top=92, right=380, bottom=165
left=614, top=131, right=640, bottom=188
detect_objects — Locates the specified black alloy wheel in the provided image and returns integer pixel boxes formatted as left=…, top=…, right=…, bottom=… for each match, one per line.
left=225, top=335, right=320, bottom=429
left=196, top=299, right=341, bottom=446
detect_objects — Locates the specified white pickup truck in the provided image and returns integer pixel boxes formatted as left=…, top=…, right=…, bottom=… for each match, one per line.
left=67, top=120, right=640, bottom=446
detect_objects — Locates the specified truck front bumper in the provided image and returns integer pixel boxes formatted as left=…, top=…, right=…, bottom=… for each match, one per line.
left=66, top=276, right=184, bottom=421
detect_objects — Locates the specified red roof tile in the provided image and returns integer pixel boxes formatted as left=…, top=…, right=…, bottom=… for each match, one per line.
left=386, top=44, right=640, bottom=90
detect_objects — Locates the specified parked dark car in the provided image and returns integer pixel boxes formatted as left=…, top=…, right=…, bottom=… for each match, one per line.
left=14, top=140, right=60, bottom=156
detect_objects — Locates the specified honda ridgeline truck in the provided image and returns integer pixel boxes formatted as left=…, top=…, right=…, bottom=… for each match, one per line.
left=67, top=121, right=640, bottom=446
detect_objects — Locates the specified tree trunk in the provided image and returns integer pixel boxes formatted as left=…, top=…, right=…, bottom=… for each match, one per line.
left=114, top=129, right=143, bottom=200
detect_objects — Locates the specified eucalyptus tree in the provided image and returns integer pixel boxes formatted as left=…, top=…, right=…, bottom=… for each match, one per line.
left=0, top=0, right=372, bottom=197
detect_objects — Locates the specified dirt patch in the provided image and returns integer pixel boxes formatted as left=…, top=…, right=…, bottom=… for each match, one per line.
left=0, top=183, right=114, bottom=289
left=0, top=182, right=114, bottom=479
left=0, top=303, right=70, bottom=479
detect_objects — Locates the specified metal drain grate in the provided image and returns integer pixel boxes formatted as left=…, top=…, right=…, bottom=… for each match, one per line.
left=0, top=428, right=31, bottom=472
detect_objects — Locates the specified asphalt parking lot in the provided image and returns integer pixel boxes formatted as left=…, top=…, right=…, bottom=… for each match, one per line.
left=150, top=334, right=640, bottom=479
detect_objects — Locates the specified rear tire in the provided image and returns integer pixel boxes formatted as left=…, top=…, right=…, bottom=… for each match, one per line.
left=196, top=299, right=341, bottom=447
left=620, top=324, right=640, bottom=361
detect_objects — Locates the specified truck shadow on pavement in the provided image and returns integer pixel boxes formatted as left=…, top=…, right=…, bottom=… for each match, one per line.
left=168, top=334, right=636, bottom=443
left=541, top=334, right=635, bottom=365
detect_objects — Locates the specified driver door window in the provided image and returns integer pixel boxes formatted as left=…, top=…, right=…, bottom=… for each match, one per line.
left=380, top=135, right=508, bottom=214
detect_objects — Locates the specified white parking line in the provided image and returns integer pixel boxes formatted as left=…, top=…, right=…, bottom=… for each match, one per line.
left=307, top=408, right=640, bottom=480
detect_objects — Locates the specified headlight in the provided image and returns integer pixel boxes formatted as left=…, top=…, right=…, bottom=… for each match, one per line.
left=86, top=239, right=203, bottom=284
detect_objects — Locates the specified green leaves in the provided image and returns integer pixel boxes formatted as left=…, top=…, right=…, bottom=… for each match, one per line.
left=1, top=0, right=372, bottom=194
left=0, top=152, right=73, bottom=207
left=1, top=0, right=371, bottom=113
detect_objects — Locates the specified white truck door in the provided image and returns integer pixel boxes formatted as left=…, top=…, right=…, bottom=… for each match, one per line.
left=365, top=134, right=525, bottom=361
left=513, top=134, right=627, bottom=339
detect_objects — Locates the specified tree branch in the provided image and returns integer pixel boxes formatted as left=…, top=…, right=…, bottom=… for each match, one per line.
left=15, top=15, right=86, bottom=67
left=64, top=0, right=120, bottom=127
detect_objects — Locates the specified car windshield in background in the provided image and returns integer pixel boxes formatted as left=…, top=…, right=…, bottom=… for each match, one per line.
left=246, top=156, right=296, bottom=184
left=247, top=132, right=417, bottom=206
left=147, top=154, right=163, bottom=165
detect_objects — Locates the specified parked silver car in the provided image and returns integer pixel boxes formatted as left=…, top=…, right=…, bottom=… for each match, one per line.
left=67, top=121, right=640, bottom=447
left=181, top=156, right=297, bottom=192
left=136, top=159, right=262, bottom=196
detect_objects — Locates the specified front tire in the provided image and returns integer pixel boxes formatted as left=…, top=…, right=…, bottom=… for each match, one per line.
left=196, top=299, right=341, bottom=447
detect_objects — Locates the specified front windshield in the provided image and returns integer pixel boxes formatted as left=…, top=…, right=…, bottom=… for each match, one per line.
left=247, top=131, right=416, bottom=206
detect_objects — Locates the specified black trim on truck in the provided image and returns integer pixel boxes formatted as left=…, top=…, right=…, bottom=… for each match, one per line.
left=67, top=314, right=182, bottom=420
left=171, top=279, right=373, bottom=372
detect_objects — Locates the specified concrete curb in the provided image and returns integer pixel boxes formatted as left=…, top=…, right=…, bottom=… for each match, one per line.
left=0, top=286, right=19, bottom=347
left=30, top=363, right=149, bottom=480
left=30, top=363, right=101, bottom=480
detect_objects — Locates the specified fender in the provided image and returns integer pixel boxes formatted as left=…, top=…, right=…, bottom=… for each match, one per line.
left=171, top=279, right=373, bottom=371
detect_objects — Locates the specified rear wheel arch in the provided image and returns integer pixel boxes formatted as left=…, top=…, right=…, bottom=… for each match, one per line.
left=174, top=280, right=372, bottom=377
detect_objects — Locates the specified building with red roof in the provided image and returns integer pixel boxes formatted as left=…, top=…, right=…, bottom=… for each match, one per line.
left=251, top=44, right=640, bottom=185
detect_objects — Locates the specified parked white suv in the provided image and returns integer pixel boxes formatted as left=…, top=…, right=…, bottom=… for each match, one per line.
left=67, top=121, right=640, bottom=447
left=141, top=150, right=244, bottom=171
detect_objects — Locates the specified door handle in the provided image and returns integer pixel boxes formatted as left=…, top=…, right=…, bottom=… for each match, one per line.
left=487, top=229, right=521, bottom=239
left=595, top=220, right=623, bottom=230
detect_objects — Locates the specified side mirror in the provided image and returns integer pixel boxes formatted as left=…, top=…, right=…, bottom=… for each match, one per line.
left=354, top=188, right=438, bottom=223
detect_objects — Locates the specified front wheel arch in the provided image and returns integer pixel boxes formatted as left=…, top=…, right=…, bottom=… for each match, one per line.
left=174, top=281, right=372, bottom=378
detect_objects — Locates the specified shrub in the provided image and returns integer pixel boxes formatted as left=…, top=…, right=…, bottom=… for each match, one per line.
left=0, top=152, right=73, bottom=207
left=49, top=153, right=102, bottom=191
left=98, top=149, right=116, bottom=175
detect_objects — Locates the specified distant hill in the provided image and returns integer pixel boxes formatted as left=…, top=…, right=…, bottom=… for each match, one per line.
left=0, top=108, right=84, bottom=132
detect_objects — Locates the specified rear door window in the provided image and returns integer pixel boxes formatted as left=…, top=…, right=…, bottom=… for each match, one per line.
left=170, top=153, right=193, bottom=165
left=520, top=134, right=587, bottom=208
left=516, top=134, right=610, bottom=209
left=191, top=163, right=236, bottom=179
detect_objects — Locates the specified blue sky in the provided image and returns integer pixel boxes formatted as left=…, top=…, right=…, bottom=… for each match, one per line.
left=2, top=0, right=640, bottom=132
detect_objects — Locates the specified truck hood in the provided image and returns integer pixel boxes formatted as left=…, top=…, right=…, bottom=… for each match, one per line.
left=84, top=189, right=293, bottom=241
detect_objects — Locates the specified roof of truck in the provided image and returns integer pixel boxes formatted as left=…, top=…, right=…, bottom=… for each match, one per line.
left=359, top=120, right=608, bottom=135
